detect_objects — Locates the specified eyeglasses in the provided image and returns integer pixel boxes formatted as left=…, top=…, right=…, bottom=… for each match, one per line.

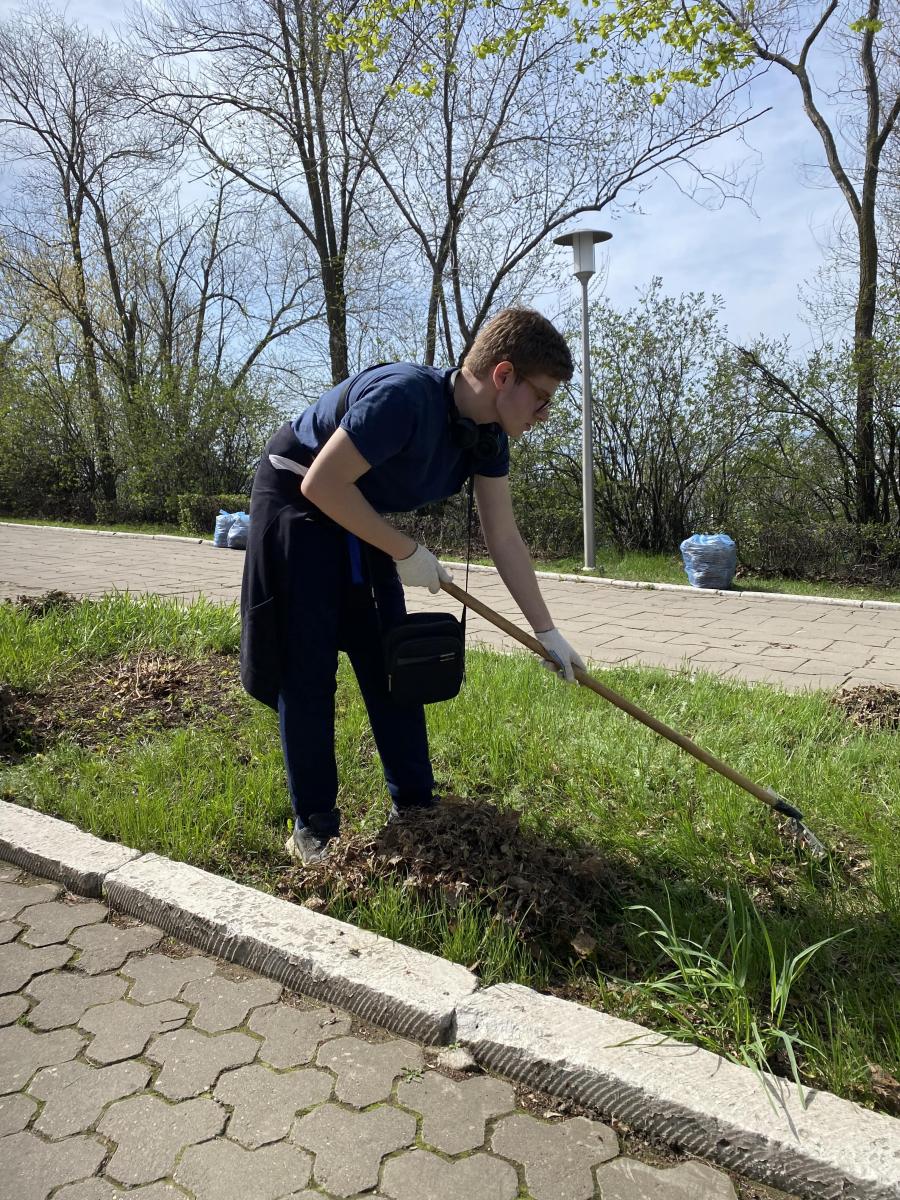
left=515, top=372, right=555, bottom=413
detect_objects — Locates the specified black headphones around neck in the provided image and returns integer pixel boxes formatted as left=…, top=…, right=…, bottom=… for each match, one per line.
left=448, top=397, right=503, bottom=464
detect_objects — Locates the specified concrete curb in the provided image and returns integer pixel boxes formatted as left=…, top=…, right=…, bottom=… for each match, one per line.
left=0, top=803, right=141, bottom=896
left=1, top=800, right=897, bottom=1198
left=444, top=560, right=900, bottom=611
left=4, top=522, right=897, bottom=610
left=454, top=984, right=899, bottom=1200
left=102, top=851, right=475, bottom=1045
left=0, top=520, right=210, bottom=545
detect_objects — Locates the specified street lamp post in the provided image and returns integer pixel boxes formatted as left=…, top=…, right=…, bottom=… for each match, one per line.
left=553, top=228, right=612, bottom=572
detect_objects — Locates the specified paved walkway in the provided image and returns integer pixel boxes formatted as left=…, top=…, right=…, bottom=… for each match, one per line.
left=0, top=861, right=776, bottom=1200
left=3, top=523, right=900, bottom=691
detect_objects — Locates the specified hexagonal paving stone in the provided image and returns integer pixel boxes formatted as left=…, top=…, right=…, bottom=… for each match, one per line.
left=293, top=1101, right=416, bottom=1197
left=146, top=1027, right=258, bottom=1099
left=98, top=1093, right=226, bottom=1185
left=0, top=995, right=28, bottom=1025
left=315, top=1036, right=423, bottom=1108
left=0, top=1091, right=37, bottom=1135
left=595, top=1158, right=738, bottom=1199
left=18, top=899, right=107, bottom=947
left=47, top=1183, right=121, bottom=1200
left=214, top=1062, right=332, bottom=1148
left=248, top=1002, right=351, bottom=1068
left=55, top=1185, right=185, bottom=1200
left=380, top=1148, right=518, bottom=1200
left=79, top=999, right=187, bottom=1064
left=0, top=941, right=73, bottom=994
left=0, top=881, right=60, bottom=919
left=29, top=1058, right=151, bottom=1139
left=0, top=920, right=20, bottom=943
left=69, top=922, right=162, bottom=975
left=182, top=973, right=282, bottom=1033
left=175, top=1135, right=313, bottom=1200
left=491, top=1112, right=619, bottom=1200
left=121, top=951, right=217, bottom=1002
left=25, top=971, right=128, bottom=1030
left=0, top=1024, right=85, bottom=1094
left=55, top=1180, right=187, bottom=1200
left=0, top=1130, right=105, bottom=1200
left=397, top=1071, right=515, bottom=1154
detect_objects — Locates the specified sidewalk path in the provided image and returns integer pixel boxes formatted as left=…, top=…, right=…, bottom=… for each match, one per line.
left=0, top=859, right=785, bottom=1200
left=3, top=523, right=900, bottom=691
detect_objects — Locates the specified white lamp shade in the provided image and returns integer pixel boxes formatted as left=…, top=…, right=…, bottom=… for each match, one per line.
left=571, top=231, right=597, bottom=275
left=552, top=228, right=612, bottom=280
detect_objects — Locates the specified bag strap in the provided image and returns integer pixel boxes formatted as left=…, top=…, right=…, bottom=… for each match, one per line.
left=460, top=475, right=474, bottom=634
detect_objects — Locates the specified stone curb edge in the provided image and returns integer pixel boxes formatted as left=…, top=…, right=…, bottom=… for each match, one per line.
left=3, top=521, right=897, bottom=611
left=1, top=800, right=896, bottom=1199
left=443, top=560, right=900, bottom=611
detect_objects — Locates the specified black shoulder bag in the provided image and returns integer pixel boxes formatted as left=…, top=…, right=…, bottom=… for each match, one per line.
left=382, top=478, right=473, bottom=706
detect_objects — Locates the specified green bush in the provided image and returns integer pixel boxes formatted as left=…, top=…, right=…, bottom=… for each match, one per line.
left=177, top=493, right=250, bottom=536
left=736, top=521, right=900, bottom=585
left=115, top=492, right=180, bottom=525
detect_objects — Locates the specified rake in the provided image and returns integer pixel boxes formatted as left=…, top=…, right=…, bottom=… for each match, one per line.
left=440, top=578, right=829, bottom=860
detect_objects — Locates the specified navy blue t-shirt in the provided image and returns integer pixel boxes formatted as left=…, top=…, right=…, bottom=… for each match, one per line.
left=291, top=363, right=509, bottom=514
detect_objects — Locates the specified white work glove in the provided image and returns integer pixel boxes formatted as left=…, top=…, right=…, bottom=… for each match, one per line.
left=535, top=627, right=586, bottom=683
left=394, top=543, right=453, bottom=594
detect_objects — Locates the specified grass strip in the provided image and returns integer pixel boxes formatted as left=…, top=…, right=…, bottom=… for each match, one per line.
left=1, top=592, right=897, bottom=1112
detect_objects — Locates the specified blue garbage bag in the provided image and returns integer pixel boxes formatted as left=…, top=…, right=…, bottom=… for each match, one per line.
left=227, top=511, right=250, bottom=550
left=680, top=533, right=737, bottom=590
left=213, top=510, right=235, bottom=548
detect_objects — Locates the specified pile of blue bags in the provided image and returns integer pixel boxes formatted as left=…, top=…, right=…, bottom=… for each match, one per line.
left=213, top=510, right=250, bottom=550
left=679, top=533, right=737, bottom=590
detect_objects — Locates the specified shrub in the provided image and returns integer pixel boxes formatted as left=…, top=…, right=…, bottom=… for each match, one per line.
left=177, top=494, right=251, bottom=536
left=736, top=521, right=900, bottom=585
left=115, top=493, right=180, bottom=525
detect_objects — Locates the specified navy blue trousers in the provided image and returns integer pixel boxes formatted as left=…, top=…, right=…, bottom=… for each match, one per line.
left=273, top=510, right=435, bottom=837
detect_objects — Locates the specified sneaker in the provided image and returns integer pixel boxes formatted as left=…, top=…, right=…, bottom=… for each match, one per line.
left=285, top=824, right=334, bottom=865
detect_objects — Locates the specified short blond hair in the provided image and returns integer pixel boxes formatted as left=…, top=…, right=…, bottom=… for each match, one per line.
left=463, top=308, right=573, bottom=382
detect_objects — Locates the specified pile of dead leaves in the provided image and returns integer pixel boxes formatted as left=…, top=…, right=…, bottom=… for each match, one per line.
left=0, top=651, right=242, bottom=760
left=283, top=796, right=637, bottom=963
left=832, top=684, right=900, bottom=731
left=13, top=590, right=80, bottom=619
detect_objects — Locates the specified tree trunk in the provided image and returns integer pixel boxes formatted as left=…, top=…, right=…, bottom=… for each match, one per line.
left=323, top=254, right=348, bottom=384
left=854, top=195, right=879, bottom=524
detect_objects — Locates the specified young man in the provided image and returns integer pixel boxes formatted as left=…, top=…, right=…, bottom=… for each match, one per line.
left=241, top=307, right=587, bottom=864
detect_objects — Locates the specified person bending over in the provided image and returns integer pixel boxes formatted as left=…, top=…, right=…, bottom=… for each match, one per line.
left=240, top=307, right=586, bottom=864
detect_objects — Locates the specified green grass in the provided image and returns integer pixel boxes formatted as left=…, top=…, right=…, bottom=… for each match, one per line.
left=1, top=515, right=187, bottom=537
left=1, top=593, right=898, bottom=1110
left=5, top=516, right=900, bottom=603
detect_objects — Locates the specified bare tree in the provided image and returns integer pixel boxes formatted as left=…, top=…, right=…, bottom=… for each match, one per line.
left=719, top=0, right=900, bottom=525
left=352, top=4, right=766, bottom=364
left=0, top=3, right=176, bottom=499
left=134, top=0, right=412, bottom=384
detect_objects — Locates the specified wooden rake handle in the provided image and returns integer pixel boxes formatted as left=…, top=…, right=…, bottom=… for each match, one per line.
left=440, top=577, right=804, bottom=822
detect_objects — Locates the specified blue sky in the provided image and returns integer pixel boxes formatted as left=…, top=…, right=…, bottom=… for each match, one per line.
left=2, top=0, right=852, bottom=353
left=587, top=64, right=848, bottom=351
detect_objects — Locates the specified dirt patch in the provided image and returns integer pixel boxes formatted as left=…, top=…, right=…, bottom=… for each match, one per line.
left=280, top=796, right=637, bottom=964
left=832, top=683, right=900, bottom=730
left=14, top=590, right=80, bottom=619
left=0, top=651, right=243, bottom=760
